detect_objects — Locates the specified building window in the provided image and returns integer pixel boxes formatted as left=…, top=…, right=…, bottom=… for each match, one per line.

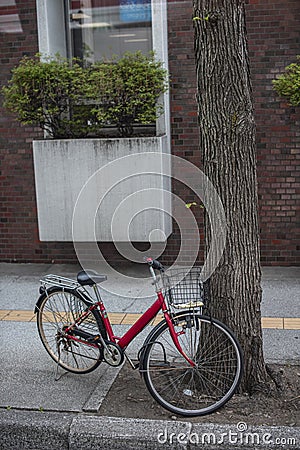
left=67, top=0, right=152, bottom=62
left=36, top=0, right=169, bottom=136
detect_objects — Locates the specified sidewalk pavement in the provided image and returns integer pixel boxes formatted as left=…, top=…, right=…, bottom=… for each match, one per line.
left=0, top=263, right=299, bottom=449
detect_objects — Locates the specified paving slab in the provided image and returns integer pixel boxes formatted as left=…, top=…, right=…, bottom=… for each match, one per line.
left=0, top=321, right=120, bottom=413
left=262, top=328, right=300, bottom=364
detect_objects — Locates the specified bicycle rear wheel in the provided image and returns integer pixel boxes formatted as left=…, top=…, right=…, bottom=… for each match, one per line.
left=36, top=287, right=106, bottom=374
left=142, top=312, right=243, bottom=416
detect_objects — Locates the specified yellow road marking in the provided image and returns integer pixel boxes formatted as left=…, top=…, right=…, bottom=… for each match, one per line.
left=107, top=312, right=126, bottom=323
left=0, top=310, right=11, bottom=320
left=151, top=315, right=164, bottom=326
left=120, top=313, right=142, bottom=325
left=261, top=317, right=283, bottom=329
left=284, top=318, right=300, bottom=330
left=2, top=310, right=35, bottom=321
left=0, top=310, right=299, bottom=330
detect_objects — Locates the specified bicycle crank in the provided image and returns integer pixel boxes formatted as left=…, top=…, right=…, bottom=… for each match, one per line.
left=103, top=342, right=124, bottom=366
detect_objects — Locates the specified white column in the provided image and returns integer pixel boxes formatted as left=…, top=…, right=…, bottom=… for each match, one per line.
left=36, top=0, right=67, bottom=58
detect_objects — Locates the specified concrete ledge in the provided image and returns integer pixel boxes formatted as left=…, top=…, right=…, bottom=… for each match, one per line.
left=82, top=364, right=123, bottom=413
left=69, top=416, right=191, bottom=449
left=0, top=410, right=74, bottom=450
left=0, top=410, right=298, bottom=450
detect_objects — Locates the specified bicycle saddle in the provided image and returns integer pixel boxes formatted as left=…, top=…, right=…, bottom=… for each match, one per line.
left=77, top=270, right=107, bottom=286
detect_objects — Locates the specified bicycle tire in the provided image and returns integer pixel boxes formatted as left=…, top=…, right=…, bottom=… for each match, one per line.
left=36, top=287, right=106, bottom=374
left=141, top=312, right=243, bottom=416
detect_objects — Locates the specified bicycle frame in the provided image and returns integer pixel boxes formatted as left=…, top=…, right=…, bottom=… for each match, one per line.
left=36, top=263, right=243, bottom=417
left=44, top=262, right=195, bottom=367
left=101, top=293, right=164, bottom=348
left=65, top=284, right=195, bottom=367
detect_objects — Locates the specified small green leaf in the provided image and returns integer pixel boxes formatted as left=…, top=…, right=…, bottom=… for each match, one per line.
left=193, top=15, right=210, bottom=22
left=185, top=202, right=204, bottom=209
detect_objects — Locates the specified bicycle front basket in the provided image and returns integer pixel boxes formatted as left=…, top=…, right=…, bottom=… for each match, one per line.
left=162, top=267, right=204, bottom=309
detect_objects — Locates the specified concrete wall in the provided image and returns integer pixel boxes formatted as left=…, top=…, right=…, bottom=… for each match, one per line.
left=33, top=137, right=172, bottom=242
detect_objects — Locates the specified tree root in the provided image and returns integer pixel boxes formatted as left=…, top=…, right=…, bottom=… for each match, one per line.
left=246, top=365, right=284, bottom=396
left=266, top=364, right=284, bottom=392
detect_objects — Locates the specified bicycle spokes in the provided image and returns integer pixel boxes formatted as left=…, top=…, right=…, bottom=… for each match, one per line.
left=142, top=313, right=242, bottom=416
left=37, top=289, right=104, bottom=374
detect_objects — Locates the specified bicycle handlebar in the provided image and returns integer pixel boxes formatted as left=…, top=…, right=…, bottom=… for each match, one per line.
left=146, top=257, right=164, bottom=272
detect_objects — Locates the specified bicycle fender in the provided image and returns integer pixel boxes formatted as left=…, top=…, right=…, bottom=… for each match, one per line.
left=34, top=286, right=86, bottom=313
left=138, top=313, right=184, bottom=374
left=137, top=318, right=163, bottom=373
left=138, top=311, right=208, bottom=374
left=141, top=311, right=191, bottom=347
left=34, top=286, right=58, bottom=313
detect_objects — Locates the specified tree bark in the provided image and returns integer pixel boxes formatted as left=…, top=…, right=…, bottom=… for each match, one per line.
left=193, top=0, right=271, bottom=392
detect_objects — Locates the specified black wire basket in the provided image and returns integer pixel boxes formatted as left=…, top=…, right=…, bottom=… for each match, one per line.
left=161, top=267, right=207, bottom=308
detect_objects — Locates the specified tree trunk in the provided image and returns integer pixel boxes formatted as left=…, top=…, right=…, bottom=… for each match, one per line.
left=193, top=0, right=271, bottom=392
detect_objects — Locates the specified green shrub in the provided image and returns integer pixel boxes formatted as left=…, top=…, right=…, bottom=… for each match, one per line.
left=2, top=52, right=168, bottom=139
left=88, top=51, right=168, bottom=137
left=2, top=54, right=93, bottom=138
left=272, top=56, right=300, bottom=107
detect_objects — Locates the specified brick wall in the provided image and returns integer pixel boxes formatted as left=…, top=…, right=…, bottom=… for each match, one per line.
left=165, top=0, right=300, bottom=266
left=162, top=0, right=204, bottom=265
left=0, top=0, right=77, bottom=263
left=0, top=0, right=39, bottom=262
left=246, top=0, right=300, bottom=265
left=0, top=0, right=299, bottom=265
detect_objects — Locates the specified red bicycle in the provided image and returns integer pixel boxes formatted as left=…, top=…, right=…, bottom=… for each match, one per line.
left=35, top=258, right=243, bottom=417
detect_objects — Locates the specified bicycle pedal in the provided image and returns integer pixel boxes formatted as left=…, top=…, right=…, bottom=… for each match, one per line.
left=87, top=335, right=101, bottom=343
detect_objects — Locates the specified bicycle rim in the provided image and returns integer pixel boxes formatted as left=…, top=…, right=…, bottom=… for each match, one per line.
left=37, top=288, right=103, bottom=374
left=142, top=313, right=243, bottom=416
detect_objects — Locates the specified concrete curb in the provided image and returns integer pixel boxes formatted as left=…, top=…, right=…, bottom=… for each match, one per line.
left=0, top=410, right=299, bottom=450
left=0, top=410, right=74, bottom=450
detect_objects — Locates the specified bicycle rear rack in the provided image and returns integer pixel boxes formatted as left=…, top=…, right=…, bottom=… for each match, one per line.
left=40, top=274, right=80, bottom=290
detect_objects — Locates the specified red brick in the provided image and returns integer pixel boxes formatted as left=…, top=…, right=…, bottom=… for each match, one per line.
left=0, top=0, right=299, bottom=265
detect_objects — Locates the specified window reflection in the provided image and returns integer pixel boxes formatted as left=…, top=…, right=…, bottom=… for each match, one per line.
left=0, top=0, right=22, bottom=34
left=67, top=0, right=152, bottom=62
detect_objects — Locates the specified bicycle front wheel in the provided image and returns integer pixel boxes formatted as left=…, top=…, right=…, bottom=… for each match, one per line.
left=142, top=313, right=243, bottom=416
left=36, top=288, right=105, bottom=374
